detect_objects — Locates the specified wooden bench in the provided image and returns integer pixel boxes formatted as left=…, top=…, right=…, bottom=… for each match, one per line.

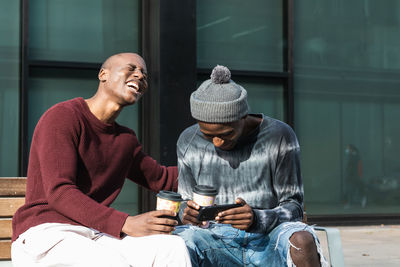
left=0, top=177, right=344, bottom=266
left=0, top=177, right=26, bottom=261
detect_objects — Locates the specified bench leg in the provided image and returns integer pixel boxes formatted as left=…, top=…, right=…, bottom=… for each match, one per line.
left=314, top=226, right=345, bottom=267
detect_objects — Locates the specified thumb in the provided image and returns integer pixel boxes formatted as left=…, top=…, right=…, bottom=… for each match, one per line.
left=236, top=197, right=246, bottom=205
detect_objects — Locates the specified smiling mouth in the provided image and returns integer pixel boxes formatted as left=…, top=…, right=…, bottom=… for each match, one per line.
left=126, top=81, right=141, bottom=95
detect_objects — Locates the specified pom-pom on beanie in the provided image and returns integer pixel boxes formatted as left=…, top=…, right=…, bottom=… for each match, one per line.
left=190, top=65, right=249, bottom=123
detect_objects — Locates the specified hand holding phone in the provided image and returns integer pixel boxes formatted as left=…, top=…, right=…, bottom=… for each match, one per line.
left=195, top=198, right=255, bottom=231
left=197, top=203, right=243, bottom=221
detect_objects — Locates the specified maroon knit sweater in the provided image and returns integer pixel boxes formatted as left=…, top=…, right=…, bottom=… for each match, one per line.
left=12, top=98, right=178, bottom=241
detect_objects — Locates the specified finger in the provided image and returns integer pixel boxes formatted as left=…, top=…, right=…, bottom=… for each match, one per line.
left=183, top=210, right=200, bottom=225
left=153, top=217, right=178, bottom=226
left=187, top=200, right=200, bottom=210
left=148, top=224, right=176, bottom=234
left=235, top=198, right=247, bottom=205
left=185, top=206, right=200, bottom=217
left=141, top=219, right=176, bottom=233
left=152, top=209, right=177, bottom=217
left=182, top=215, right=200, bottom=226
left=216, top=212, right=252, bottom=220
left=218, top=206, right=250, bottom=217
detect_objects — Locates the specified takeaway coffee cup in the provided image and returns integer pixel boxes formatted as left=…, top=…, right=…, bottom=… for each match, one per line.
left=156, top=190, right=183, bottom=214
left=193, top=185, right=218, bottom=227
left=193, top=185, right=218, bottom=207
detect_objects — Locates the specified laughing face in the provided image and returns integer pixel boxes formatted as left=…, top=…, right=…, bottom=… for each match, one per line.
left=99, top=53, right=148, bottom=106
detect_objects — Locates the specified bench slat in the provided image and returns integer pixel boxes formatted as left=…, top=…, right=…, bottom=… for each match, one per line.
left=0, top=219, right=12, bottom=238
left=0, top=240, right=11, bottom=260
left=0, top=177, right=26, bottom=261
left=0, top=178, right=27, bottom=197
left=0, top=198, right=25, bottom=217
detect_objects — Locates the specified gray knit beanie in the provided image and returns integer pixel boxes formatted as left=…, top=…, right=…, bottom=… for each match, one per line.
left=190, top=65, right=249, bottom=123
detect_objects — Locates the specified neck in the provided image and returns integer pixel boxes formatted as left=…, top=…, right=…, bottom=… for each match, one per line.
left=85, top=93, right=122, bottom=124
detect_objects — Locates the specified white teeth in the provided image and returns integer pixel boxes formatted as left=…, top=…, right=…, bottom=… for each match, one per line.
left=127, top=82, right=139, bottom=90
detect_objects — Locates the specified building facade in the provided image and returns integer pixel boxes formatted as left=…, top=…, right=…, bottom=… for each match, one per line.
left=1, top=0, right=399, bottom=225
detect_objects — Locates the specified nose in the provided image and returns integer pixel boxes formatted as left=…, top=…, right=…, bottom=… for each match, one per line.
left=212, top=137, right=224, bottom=148
left=133, top=69, right=144, bottom=80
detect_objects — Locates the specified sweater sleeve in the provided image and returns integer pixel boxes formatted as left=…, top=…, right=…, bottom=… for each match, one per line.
left=35, top=106, right=128, bottom=238
left=176, top=141, right=197, bottom=201
left=126, top=144, right=178, bottom=193
left=249, top=128, right=304, bottom=234
left=176, top=131, right=198, bottom=222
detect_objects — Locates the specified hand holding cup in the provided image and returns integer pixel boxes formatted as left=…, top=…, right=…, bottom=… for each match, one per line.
left=182, top=185, right=217, bottom=227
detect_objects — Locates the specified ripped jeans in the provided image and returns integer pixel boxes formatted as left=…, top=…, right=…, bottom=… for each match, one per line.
left=174, top=221, right=328, bottom=267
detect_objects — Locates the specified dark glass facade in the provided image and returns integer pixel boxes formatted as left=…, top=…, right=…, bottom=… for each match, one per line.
left=1, top=0, right=399, bottom=224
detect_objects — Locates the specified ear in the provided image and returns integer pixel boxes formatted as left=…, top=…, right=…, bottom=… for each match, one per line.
left=98, top=68, right=108, bottom=82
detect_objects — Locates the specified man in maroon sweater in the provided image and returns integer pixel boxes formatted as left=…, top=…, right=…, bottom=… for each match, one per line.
left=11, top=53, right=191, bottom=266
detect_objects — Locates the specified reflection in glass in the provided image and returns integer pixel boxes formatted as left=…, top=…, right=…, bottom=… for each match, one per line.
left=197, top=0, right=283, bottom=71
left=294, top=0, right=400, bottom=215
left=0, top=0, right=20, bottom=176
left=29, top=0, right=140, bottom=63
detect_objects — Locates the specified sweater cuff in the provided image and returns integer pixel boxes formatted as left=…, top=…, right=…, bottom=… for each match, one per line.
left=246, top=208, right=258, bottom=232
left=248, top=209, right=279, bottom=234
left=107, top=209, right=130, bottom=238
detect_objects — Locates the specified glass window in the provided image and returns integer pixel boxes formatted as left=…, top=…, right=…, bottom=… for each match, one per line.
left=28, top=69, right=99, bottom=146
left=197, top=76, right=284, bottom=121
left=28, top=68, right=140, bottom=214
left=0, top=0, right=20, bottom=176
left=29, top=0, right=140, bottom=63
left=197, top=0, right=284, bottom=71
left=294, top=0, right=400, bottom=215
left=239, top=79, right=284, bottom=121
left=28, top=0, right=141, bottom=214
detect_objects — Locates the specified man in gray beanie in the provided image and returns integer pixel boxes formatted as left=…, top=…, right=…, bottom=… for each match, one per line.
left=174, top=65, right=327, bottom=266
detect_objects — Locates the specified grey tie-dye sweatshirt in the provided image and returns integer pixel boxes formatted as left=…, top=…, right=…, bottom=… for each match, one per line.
left=177, top=114, right=304, bottom=233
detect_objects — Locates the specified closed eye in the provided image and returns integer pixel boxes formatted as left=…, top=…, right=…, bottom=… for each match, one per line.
left=128, top=64, right=147, bottom=78
left=220, top=131, right=234, bottom=137
left=202, top=131, right=233, bottom=139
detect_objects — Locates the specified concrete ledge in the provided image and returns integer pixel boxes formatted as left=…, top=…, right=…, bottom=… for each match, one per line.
left=333, top=225, right=400, bottom=267
left=0, top=261, right=12, bottom=267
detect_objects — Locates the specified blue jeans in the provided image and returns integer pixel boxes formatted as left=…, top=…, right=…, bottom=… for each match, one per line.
left=174, top=221, right=327, bottom=267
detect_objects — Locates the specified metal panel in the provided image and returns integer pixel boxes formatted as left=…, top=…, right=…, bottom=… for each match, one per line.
left=140, top=0, right=196, bottom=212
left=283, top=0, right=294, bottom=127
left=19, top=0, right=29, bottom=176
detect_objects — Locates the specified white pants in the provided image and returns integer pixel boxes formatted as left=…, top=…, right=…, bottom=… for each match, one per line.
left=11, top=223, right=192, bottom=267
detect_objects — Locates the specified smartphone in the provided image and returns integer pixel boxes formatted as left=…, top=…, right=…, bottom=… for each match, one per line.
left=197, top=203, right=242, bottom=221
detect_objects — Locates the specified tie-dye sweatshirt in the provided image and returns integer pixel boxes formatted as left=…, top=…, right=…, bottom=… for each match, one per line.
left=177, top=114, right=304, bottom=233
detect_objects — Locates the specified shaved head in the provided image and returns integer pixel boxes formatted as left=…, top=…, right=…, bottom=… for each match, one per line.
left=101, top=53, right=146, bottom=71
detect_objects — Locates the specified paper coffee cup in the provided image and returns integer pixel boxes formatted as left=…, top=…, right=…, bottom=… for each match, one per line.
left=193, top=185, right=218, bottom=228
left=193, top=185, right=218, bottom=207
left=156, top=190, right=183, bottom=213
